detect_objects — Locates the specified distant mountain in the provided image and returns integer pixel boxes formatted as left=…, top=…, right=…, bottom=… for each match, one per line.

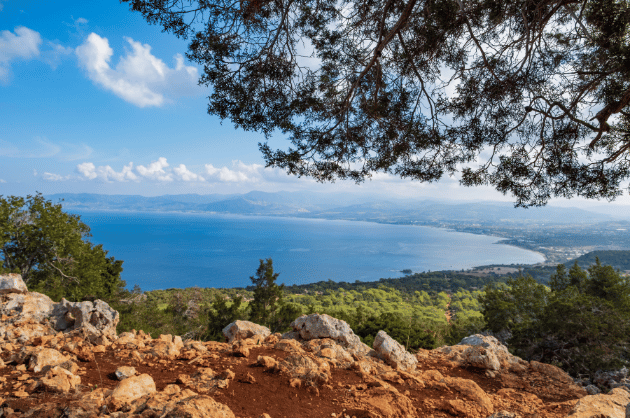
left=46, top=192, right=613, bottom=225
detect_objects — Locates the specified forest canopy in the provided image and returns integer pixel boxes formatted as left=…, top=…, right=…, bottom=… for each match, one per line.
left=123, top=0, right=630, bottom=206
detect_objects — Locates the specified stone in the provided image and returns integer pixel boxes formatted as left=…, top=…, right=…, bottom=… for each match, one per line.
left=0, top=274, right=28, bottom=294
left=222, top=320, right=271, bottom=343
left=257, top=355, right=278, bottom=369
left=567, top=387, right=630, bottom=418
left=114, top=366, right=137, bottom=380
left=437, top=334, right=526, bottom=372
left=443, top=376, right=494, bottom=416
left=108, top=373, right=157, bottom=409
left=487, top=412, right=521, bottom=418
left=50, top=299, right=119, bottom=344
left=161, top=395, right=236, bottom=418
left=29, top=348, right=70, bottom=373
left=372, top=330, right=417, bottom=372
left=40, top=366, right=81, bottom=393
left=290, top=314, right=362, bottom=347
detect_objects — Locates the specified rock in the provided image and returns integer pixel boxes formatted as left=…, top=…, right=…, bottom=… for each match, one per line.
left=437, top=334, right=527, bottom=372
left=28, top=348, right=70, bottom=373
left=40, top=366, right=81, bottom=393
left=1, top=292, right=55, bottom=323
left=114, top=366, right=137, bottom=380
left=50, top=299, right=119, bottom=344
left=443, top=376, right=494, bottom=416
left=567, top=387, right=630, bottom=418
left=373, top=330, right=417, bottom=372
left=277, top=353, right=331, bottom=387
left=0, top=274, right=28, bottom=294
left=222, top=320, right=271, bottom=343
left=487, top=412, right=521, bottom=418
left=585, top=384, right=601, bottom=395
left=257, top=355, right=278, bottom=369
left=108, top=373, right=157, bottom=410
left=161, top=395, right=236, bottom=418
left=291, top=314, right=358, bottom=345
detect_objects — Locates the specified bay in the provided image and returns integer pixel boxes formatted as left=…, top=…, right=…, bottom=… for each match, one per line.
left=74, top=210, right=545, bottom=290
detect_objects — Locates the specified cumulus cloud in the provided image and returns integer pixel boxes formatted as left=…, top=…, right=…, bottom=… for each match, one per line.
left=204, top=160, right=300, bottom=184
left=43, top=172, right=72, bottom=181
left=136, top=157, right=173, bottom=181
left=75, top=33, right=201, bottom=107
left=174, top=164, right=204, bottom=182
left=76, top=162, right=138, bottom=182
left=0, top=26, right=41, bottom=82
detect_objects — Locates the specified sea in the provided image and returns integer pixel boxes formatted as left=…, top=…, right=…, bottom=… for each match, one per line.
left=73, top=210, right=545, bottom=291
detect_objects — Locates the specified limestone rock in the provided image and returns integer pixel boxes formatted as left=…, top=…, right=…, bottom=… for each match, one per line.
left=373, top=330, right=417, bottom=372
left=40, top=366, right=81, bottom=393
left=289, top=314, right=370, bottom=355
left=437, top=334, right=527, bottom=372
left=277, top=353, right=331, bottom=387
left=567, top=387, right=630, bottom=418
left=0, top=274, right=28, bottom=294
left=50, top=298, right=119, bottom=344
left=161, top=395, right=236, bottom=418
left=222, top=320, right=271, bottom=343
left=114, top=366, right=137, bottom=380
left=108, top=373, right=157, bottom=410
left=28, top=348, right=70, bottom=373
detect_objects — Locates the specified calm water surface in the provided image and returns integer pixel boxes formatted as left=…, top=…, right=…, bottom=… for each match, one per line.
left=74, top=211, right=544, bottom=290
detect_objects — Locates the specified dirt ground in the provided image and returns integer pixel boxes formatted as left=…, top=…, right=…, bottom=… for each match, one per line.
left=0, top=338, right=582, bottom=418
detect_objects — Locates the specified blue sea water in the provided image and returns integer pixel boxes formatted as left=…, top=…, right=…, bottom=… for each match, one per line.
left=74, top=211, right=545, bottom=290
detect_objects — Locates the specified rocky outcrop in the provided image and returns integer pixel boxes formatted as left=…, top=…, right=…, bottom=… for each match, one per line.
left=373, top=330, right=417, bottom=372
left=222, top=320, right=271, bottom=343
left=0, top=274, right=118, bottom=345
left=288, top=313, right=371, bottom=355
left=437, top=334, right=529, bottom=373
left=567, top=387, right=630, bottom=418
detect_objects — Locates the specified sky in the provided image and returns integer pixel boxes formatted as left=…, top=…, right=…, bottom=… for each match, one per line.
left=1, top=0, right=629, bottom=208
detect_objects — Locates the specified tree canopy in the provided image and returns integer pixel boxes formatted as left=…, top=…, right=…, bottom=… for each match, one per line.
left=123, top=0, right=629, bottom=206
left=0, top=194, right=125, bottom=301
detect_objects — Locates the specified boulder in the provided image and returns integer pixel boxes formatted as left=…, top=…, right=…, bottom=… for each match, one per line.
left=161, top=395, right=236, bottom=418
left=373, top=330, right=417, bottom=372
left=50, top=298, right=119, bottom=344
left=289, top=314, right=370, bottom=355
left=437, top=334, right=527, bottom=372
left=108, top=373, right=157, bottom=410
left=40, top=366, right=81, bottom=393
left=222, top=320, right=270, bottom=343
left=567, top=387, right=630, bottom=418
left=28, top=348, right=70, bottom=373
left=0, top=274, right=28, bottom=294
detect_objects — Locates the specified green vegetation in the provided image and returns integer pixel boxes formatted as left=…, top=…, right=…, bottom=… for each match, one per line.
left=0, top=194, right=125, bottom=301
left=567, top=250, right=630, bottom=272
left=481, top=259, right=630, bottom=376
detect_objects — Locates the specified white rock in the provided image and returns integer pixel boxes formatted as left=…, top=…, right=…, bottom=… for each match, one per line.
left=373, top=330, right=417, bottom=372
left=0, top=274, right=28, bottom=294
left=222, top=320, right=270, bottom=343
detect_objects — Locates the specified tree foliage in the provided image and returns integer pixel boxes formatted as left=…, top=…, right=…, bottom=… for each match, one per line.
left=481, top=260, right=630, bottom=375
left=0, top=194, right=125, bottom=301
left=124, top=0, right=630, bottom=206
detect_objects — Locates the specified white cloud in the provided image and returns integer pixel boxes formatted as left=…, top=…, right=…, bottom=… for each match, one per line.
left=75, top=33, right=201, bottom=107
left=174, top=164, right=204, bottom=182
left=136, top=157, right=173, bottom=181
left=42, top=172, right=72, bottom=181
left=0, top=26, right=41, bottom=82
left=204, top=160, right=301, bottom=184
left=76, top=161, right=138, bottom=182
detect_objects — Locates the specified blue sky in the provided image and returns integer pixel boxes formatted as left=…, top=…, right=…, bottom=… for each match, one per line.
left=1, top=1, right=628, bottom=207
